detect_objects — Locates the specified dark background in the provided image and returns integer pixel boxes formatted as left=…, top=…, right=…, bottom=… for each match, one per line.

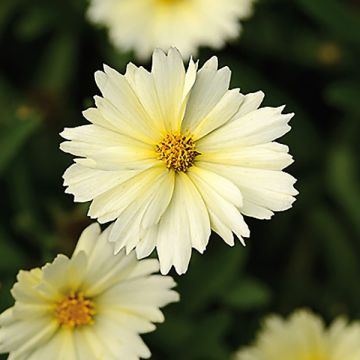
left=0, top=0, right=360, bottom=359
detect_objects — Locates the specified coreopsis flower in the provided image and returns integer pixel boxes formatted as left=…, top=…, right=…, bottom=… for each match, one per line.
left=0, top=223, right=179, bottom=360
left=61, top=48, right=297, bottom=274
left=235, top=309, right=360, bottom=360
left=87, top=0, right=256, bottom=59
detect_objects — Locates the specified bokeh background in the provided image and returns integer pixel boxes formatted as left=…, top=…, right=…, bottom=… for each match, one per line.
left=1, top=0, right=360, bottom=359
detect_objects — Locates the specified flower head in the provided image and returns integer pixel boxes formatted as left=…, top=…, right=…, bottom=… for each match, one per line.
left=0, top=223, right=179, bottom=360
left=235, top=309, right=360, bottom=360
left=61, top=48, right=297, bottom=274
left=87, top=0, right=256, bottom=59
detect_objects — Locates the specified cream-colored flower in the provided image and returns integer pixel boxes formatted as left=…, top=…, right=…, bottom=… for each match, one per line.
left=87, top=0, right=256, bottom=59
left=61, top=48, right=297, bottom=275
left=0, top=223, right=178, bottom=360
left=235, top=309, right=360, bottom=360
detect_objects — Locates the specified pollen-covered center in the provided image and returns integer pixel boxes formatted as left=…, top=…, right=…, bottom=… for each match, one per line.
left=155, top=131, right=200, bottom=172
left=55, top=291, right=95, bottom=328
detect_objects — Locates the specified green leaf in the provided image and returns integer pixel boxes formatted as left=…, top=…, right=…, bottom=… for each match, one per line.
left=325, top=81, right=360, bottom=115
left=295, top=0, right=360, bottom=45
left=0, top=279, right=14, bottom=312
left=327, top=145, right=360, bottom=233
left=310, top=206, right=360, bottom=297
left=15, top=7, right=55, bottom=40
left=188, top=311, right=231, bottom=360
left=0, top=228, right=27, bottom=273
left=0, top=0, right=21, bottom=37
left=178, top=242, right=248, bottom=313
left=223, top=278, right=271, bottom=310
left=0, top=108, right=41, bottom=175
left=35, top=32, right=79, bottom=94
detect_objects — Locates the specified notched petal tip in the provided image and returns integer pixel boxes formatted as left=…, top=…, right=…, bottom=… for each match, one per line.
left=168, top=46, right=182, bottom=57
left=238, top=237, right=247, bottom=247
left=287, top=112, right=295, bottom=121
left=59, top=128, right=70, bottom=140
left=102, top=63, right=112, bottom=73
left=152, top=48, right=167, bottom=62
left=94, top=70, right=107, bottom=88
left=59, top=141, right=69, bottom=152
left=201, top=56, right=219, bottom=71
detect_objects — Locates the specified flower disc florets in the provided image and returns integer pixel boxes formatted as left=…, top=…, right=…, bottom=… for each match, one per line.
left=55, top=291, right=95, bottom=328
left=156, top=131, right=200, bottom=172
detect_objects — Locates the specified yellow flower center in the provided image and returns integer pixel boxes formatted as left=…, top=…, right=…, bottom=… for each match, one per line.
left=157, top=0, right=182, bottom=4
left=55, top=291, right=95, bottom=328
left=155, top=131, right=200, bottom=172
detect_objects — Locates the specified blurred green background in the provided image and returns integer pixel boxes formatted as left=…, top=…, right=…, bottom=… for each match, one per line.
left=1, top=0, right=360, bottom=359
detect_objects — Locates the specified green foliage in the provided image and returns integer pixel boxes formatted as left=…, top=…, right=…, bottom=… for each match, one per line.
left=0, top=0, right=359, bottom=359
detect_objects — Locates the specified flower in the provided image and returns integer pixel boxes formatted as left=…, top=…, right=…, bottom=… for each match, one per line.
left=235, top=309, right=360, bottom=360
left=87, top=0, right=256, bottom=59
left=0, top=223, right=179, bottom=360
left=60, top=48, right=297, bottom=274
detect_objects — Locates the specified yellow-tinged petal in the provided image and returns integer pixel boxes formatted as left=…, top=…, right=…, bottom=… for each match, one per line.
left=235, top=310, right=360, bottom=360
left=0, top=224, right=178, bottom=359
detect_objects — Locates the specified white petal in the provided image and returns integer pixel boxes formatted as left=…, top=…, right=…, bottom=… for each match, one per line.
left=82, top=107, right=116, bottom=132
left=111, top=175, right=175, bottom=255
left=23, top=331, right=72, bottom=360
left=233, top=91, right=265, bottom=119
left=88, top=166, right=165, bottom=223
left=93, top=318, right=151, bottom=359
left=76, top=327, right=117, bottom=359
left=124, top=62, right=138, bottom=89
left=42, top=252, right=87, bottom=293
left=156, top=175, right=193, bottom=274
left=141, top=170, right=175, bottom=229
left=199, top=106, right=293, bottom=150
left=199, top=142, right=294, bottom=171
left=190, top=166, right=243, bottom=208
left=200, top=162, right=298, bottom=216
left=151, top=48, right=186, bottom=130
left=88, top=148, right=156, bottom=171
left=192, top=88, right=244, bottom=140
left=98, top=275, right=178, bottom=308
left=63, top=163, right=141, bottom=202
left=208, top=209, right=235, bottom=246
left=99, top=64, right=158, bottom=140
left=60, top=124, right=156, bottom=171
left=177, top=173, right=211, bottom=253
left=11, top=269, right=52, bottom=303
left=110, top=200, right=153, bottom=255
left=156, top=172, right=211, bottom=274
left=0, top=317, right=56, bottom=355
left=82, top=251, right=137, bottom=297
left=93, top=94, right=156, bottom=144
left=135, top=226, right=158, bottom=259
left=188, top=168, right=250, bottom=244
left=73, top=223, right=101, bottom=256
left=5, top=320, right=58, bottom=359
left=183, top=57, right=198, bottom=100
left=133, top=66, right=165, bottom=133
left=107, top=170, right=174, bottom=253
left=182, top=58, right=231, bottom=133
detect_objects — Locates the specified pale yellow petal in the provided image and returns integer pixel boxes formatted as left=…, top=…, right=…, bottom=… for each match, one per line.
left=188, top=168, right=250, bottom=244
left=199, top=142, right=294, bottom=171
left=192, top=88, right=244, bottom=140
left=182, top=57, right=231, bottom=133
left=199, top=106, right=293, bottom=150
left=151, top=48, right=186, bottom=131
